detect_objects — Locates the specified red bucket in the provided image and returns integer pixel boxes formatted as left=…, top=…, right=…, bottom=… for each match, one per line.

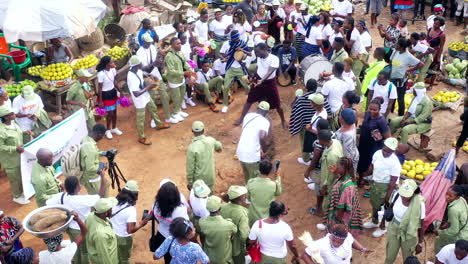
left=6, top=50, right=26, bottom=64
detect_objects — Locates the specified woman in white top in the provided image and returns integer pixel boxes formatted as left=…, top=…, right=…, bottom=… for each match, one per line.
left=248, top=201, right=299, bottom=263
left=96, top=56, right=123, bottom=140
left=153, top=179, right=190, bottom=264
left=302, top=16, right=323, bottom=57
left=210, top=9, right=228, bottom=57
left=302, top=224, right=372, bottom=264
left=227, top=11, right=252, bottom=41
left=356, top=20, right=372, bottom=54
left=318, top=12, right=334, bottom=56
left=0, top=87, right=11, bottom=109
left=306, top=93, right=327, bottom=135
left=409, top=32, right=435, bottom=83
left=111, top=180, right=151, bottom=264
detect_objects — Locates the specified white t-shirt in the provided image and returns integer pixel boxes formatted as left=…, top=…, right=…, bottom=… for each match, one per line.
left=342, top=70, right=356, bottom=87
left=213, top=59, right=226, bottom=75
left=305, top=26, right=323, bottom=45
left=136, top=45, right=157, bottom=67
left=371, top=150, right=402, bottom=184
left=436, top=243, right=468, bottom=263
left=233, top=21, right=252, bottom=41
left=220, top=42, right=241, bottom=69
left=97, top=68, right=116, bottom=92
left=209, top=19, right=226, bottom=37
left=194, top=20, right=209, bottom=43
left=12, top=95, right=44, bottom=130
left=39, top=241, right=77, bottom=264
left=331, top=0, right=353, bottom=21
left=321, top=78, right=354, bottom=112
left=329, top=32, right=344, bottom=46
left=236, top=113, right=270, bottom=163
left=295, top=14, right=311, bottom=35
left=249, top=220, right=293, bottom=258
left=427, top=15, right=446, bottom=31
left=257, top=54, right=279, bottom=79
left=153, top=204, right=189, bottom=238
left=181, top=41, right=192, bottom=61
left=222, top=15, right=233, bottom=26
left=369, top=79, right=398, bottom=114
left=319, top=24, right=334, bottom=40
left=46, top=193, right=100, bottom=230
left=393, top=196, right=426, bottom=222
left=127, top=69, right=150, bottom=109
left=311, top=109, right=328, bottom=131
left=111, top=203, right=137, bottom=237
left=196, top=69, right=214, bottom=85
left=306, top=234, right=354, bottom=264
left=360, top=31, right=372, bottom=49
left=189, top=188, right=209, bottom=219
left=350, top=28, right=366, bottom=55
left=412, top=42, right=429, bottom=53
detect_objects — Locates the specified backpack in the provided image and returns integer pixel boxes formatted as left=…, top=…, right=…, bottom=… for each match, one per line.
left=60, top=142, right=90, bottom=179
left=372, top=79, right=394, bottom=98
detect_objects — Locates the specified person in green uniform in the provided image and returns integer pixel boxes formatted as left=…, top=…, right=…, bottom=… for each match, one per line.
left=435, top=184, right=468, bottom=254
left=31, top=148, right=61, bottom=207
left=220, top=186, right=250, bottom=264
left=194, top=60, right=223, bottom=113
left=318, top=129, right=344, bottom=212
left=389, top=82, right=433, bottom=145
left=80, top=124, right=108, bottom=196
left=86, top=197, right=118, bottom=264
left=186, top=121, right=223, bottom=191
left=66, top=69, right=96, bottom=132
left=164, top=37, right=192, bottom=120
left=247, top=159, right=282, bottom=226
left=330, top=37, right=349, bottom=64
left=0, top=105, right=31, bottom=205
left=361, top=47, right=388, bottom=110
left=199, top=196, right=237, bottom=264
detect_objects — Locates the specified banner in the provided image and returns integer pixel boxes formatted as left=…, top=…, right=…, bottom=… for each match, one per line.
left=21, top=109, right=88, bottom=200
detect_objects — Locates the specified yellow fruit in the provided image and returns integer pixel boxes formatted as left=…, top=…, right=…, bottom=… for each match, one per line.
left=402, top=164, right=411, bottom=171
left=401, top=169, right=408, bottom=175
left=464, top=141, right=468, bottom=146
left=416, top=175, right=424, bottom=180
left=422, top=170, right=431, bottom=176
left=463, top=146, right=468, bottom=151
left=415, top=167, right=423, bottom=174
left=453, top=141, right=457, bottom=147
left=407, top=160, right=416, bottom=167
left=407, top=170, right=416, bottom=178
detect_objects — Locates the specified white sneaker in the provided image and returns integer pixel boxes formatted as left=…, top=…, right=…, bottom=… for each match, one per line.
left=173, top=114, right=184, bottom=122
left=181, top=100, right=187, bottom=110
left=105, top=130, right=113, bottom=139
left=304, top=177, right=314, bottom=184
left=13, top=197, right=30, bottom=205
left=363, top=222, right=380, bottom=229
left=165, top=117, right=179, bottom=124
left=179, top=111, right=189, bottom=118
left=111, top=128, right=123, bottom=135
left=297, top=157, right=311, bottom=166
left=316, top=223, right=326, bottom=231
left=372, top=228, right=387, bottom=237
left=150, top=120, right=156, bottom=128
left=221, top=106, right=228, bottom=113
left=186, top=98, right=196, bottom=106
left=307, top=183, right=316, bottom=191
left=245, top=255, right=252, bottom=264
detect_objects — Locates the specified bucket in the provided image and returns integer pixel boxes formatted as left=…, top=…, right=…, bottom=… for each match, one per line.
left=0, top=34, right=8, bottom=55
left=7, top=50, right=26, bottom=64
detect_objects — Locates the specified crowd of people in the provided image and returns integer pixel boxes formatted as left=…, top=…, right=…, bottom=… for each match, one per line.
left=1, top=0, right=468, bottom=263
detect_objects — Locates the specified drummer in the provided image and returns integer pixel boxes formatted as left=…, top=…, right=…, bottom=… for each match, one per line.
left=194, top=60, right=223, bottom=113
left=277, top=40, right=297, bottom=85
left=47, top=38, right=73, bottom=64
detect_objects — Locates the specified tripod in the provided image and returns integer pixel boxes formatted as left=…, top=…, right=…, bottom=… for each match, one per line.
left=107, top=158, right=127, bottom=192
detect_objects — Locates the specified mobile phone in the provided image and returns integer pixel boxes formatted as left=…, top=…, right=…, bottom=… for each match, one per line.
left=97, top=162, right=105, bottom=174
left=142, top=210, right=149, bottom=220
left=274, top=159, right=281, bottom=172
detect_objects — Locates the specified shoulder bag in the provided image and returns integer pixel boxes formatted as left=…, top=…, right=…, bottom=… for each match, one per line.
left=383, top=194, right=400, bottom=222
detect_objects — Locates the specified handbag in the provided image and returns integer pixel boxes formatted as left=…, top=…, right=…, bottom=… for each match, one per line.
left=383, top=194, right=400, bottom=222
left=248, top=220, right=262, bottom=263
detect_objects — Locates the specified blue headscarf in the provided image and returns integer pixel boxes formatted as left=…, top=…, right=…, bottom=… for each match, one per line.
left=341, top=108, right=356, bottom=125
left=305, top=16, right=320, bottom=38
left=225, top=32, right=250, bottom=72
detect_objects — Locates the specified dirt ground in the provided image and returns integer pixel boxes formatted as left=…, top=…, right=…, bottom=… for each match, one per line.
left=1, top=5, right=467, bottom=264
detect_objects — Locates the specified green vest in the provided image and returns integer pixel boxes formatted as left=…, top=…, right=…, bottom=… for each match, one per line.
left=85, top=213, right=118, bottom=264
left=220, top=203, right=250, bottom=256
left=31, top=162, right=61, bottom=207
left=186, top=135, right=223, bottom=188
left=0, top=121, right=23, bottom=168
left=199, top=215, right=237, bottom=264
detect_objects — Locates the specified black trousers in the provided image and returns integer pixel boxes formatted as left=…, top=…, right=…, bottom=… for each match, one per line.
left=390, top=78, right=407, bottom=116
left=155, top=232, right=172, bottom=264
left=413, top=0, right=425, bottom=16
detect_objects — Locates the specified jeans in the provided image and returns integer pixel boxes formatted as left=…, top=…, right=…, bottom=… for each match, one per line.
left=280, top=64, right=297, bottom=80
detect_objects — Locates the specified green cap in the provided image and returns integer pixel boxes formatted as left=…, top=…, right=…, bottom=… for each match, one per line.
left=76, top=69, right=92, bottom=78
left=129, top=55, right=141, bottom=67
left=22, top=85, right=35, bottom=101
left=399, top=179, right=418, bottom=198
left=94, top=197, right=118, bottom=214
left=142, top=33, right=154, bottom=43
left=193, top=179, right=211, bottom=198
left=258, top=101, right=270, bottom=111
left=308, top=93, right=324, bottom=105
left=295, top=89, right=304, bottom=97
left=124, top=180, right=139, bottom=192
left=227, top=185, right=247, bottom=200
left=384, top=137, right=398, bottom=151
left=206, top=196, right=222, bottom=212
left=412, top=82, right=426, bottom=90
left=192, top=121, right=205, bottom=132
left=266, top=37, right=275, bottom=48
left=0, top=105, right=14, bottom=118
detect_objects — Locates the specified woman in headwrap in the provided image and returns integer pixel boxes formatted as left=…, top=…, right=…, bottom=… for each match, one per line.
left=0, top=87, right=11, bottom=108
left=335, top=108, right=360, bottom=170
left=252, top=4, right=269, bottom=33
left=0, top=210, right=34, bottom=264
left=389, top=82, right=433, bottom=145
left=302, top=16, right=323, bottom=58
left=267, top=0, right=285, bottom=43
left=292, top=4, right=310, bottom=61
left=409, top=32, right=435, bottom=83
left=332, top=90, right=359, bottom=131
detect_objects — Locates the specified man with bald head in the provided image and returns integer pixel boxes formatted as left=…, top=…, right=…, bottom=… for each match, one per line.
left=31, top=148, right=61, bottom=207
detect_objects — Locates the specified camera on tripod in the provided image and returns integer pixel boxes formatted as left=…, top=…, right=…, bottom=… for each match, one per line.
left=104, top=149, right=118, bottom=161
left=102, top=149, right=126, bottom=191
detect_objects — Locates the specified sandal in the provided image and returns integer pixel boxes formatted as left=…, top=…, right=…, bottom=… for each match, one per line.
left=138, top=138, right=152, bottom=145
left=155, top=123, right=170, bottom=130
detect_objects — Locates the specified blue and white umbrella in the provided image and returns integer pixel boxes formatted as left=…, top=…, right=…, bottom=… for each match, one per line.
left=0, top=0, right=107, bottom=43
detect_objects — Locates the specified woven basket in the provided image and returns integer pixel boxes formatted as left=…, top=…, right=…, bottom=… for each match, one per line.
left=104, top=24, right=126, bottom=47
left=77, top=28, right=104, bottom=52
left=115, top=55, right=130, bottom=69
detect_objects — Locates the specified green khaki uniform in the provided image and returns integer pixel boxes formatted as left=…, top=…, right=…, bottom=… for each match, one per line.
left=370, top=182, right=390, bottom=224
left=352, top=53, right=368, bottom=97
left=417, top=54, right=433, bottom=82
left=80, top=136, right=105, bottom=195
left=31, top=161, right=61, bottom=207
left=116, top=235, right=133, bottom=264
left=330, top=49, right=349, bottom=64
left=223, top=67, right=249, bottom=106
left=149, top=82, right=171, bottom=119
left=197, top=76, right=224, bottom=103
left=135, top=97, right=163, bottom=139
left=247, top=176, right=282, bottom=226
left=389, top=96, right=433, bottom=144
left=85, top=213, right=118, bottom=264
left=66, top=81, right=96, bottom=131
left=435, top=197, right=468, bottom=253
left=240, top=162, right=260, bottom=183
left=31, top=109, right=52, bottom=137
left=164, top=49, right=190, bottom=115
left=299, top=128, right=311, bottom=162
left=186, top=135, right=223, bottom=191
left=220, top=203, right=250, bottom=264
left=385, top=194, right=424, bottom=264
left=0, top=122, right=24, bottom=198
left=199, top=215, right=238, bottom=264
left=320, top=139, right=344, bottom=211
left=67, top=228, right=88, bottom=264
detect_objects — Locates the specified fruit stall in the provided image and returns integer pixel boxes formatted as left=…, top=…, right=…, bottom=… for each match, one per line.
left=401, top=159, right=439, bottom=182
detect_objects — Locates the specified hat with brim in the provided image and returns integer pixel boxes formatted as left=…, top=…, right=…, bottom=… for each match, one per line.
left=398, top=179, right=418, bottom=198
left=94, top=197, right=118, bottom=214
left=129, top=55, right=141, bottom=67
left=272, top=0, right=280, bottom=5
left=258, top=101, right=270, bottom=111
left=124, top=180, right=139, bottom=192
left=227, top=185, right=248, bottom=200
left=278, top=72, right=291, bottom=86
left=206, top=195, right=222, bottom=212
left=412, top=82, right=426, bottom=90
left=159, top=178, right=175, bottom=187
left=192, top=121, right=204, bottom=132
left=193, top=179, right=211, bottom=198
left=213, top=8, right=223, bottom=13
left=384, top=137, right=398, bottom=151
left=0, top=105, right=14, bottom=118
left=308, top=93, right=324, bottom=105
left=266, top=37, right=275, bottom=48
left=295, top=0, right=304, bottom=4
left=300, top=3, right=308, bottom=10
left=295, top=89, right=304, bottom=96
left=76, top=69, right=92, bottom=78
left=21, top=85, right=36, bottom=101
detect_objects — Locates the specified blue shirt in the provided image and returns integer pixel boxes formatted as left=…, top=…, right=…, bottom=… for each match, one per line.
left=138, top=29, right=156, bottom=46
left=155, top=237, right=209, bottom=264
left=396, top=152, right=406, bottom=165
left=277, top=47, right=297, bottom=67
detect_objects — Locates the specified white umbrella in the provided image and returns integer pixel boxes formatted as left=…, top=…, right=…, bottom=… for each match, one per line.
left=0, top=0, right=107, bottom=43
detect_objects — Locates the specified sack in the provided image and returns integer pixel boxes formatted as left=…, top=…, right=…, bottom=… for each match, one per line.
left=248, top=220, right=262, bottom=262
left=383, top=194, right=400, bottom=222
left=61, top=144, right=85, bottom=179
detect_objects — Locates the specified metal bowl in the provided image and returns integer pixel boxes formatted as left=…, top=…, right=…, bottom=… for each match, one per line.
left=23, top=205, right=74, bottom=239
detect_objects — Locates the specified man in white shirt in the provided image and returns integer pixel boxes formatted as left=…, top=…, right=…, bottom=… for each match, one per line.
left=195, top=10, right=210, bottom=44
left=189, top=179, right=211, bottom=220
left=209, top=8, right=228, bottom=57
left=320, top=62, right=354, bottom=112
left=435, top=240, right=468, bottom=264
left=12, top=85, right=50, bottom=131
left=127, top=55, right=170, bottom=145
left=234, top=43, right=288, bottom=129
left=236, top=101, right=271, bottom=182
left=367, top=71, right=397, bottom=117
left=331, top=0, right=353, bottom=21
left=195, top=61, right=223, bottom=112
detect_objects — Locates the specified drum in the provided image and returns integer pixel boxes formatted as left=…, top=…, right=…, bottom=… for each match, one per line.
left=277, top=72, right=291, bottom=87
left=299, top=55, right=333, bottom=87
left=234, top=51, right=246, bottom=62
left=144, top=77, right=160, bottom=91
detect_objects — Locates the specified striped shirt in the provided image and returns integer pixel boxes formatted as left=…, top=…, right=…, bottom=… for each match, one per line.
left=289, top=91, right=332, bottom=136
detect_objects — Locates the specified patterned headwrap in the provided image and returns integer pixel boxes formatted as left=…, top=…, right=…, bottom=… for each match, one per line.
left=43, top=233, right=63, bottom=252
left=305, top=16, right=320, bottom=38
left=9, top=247, right=35, bottom=264
left=225, top=32, right=250, bottom=73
